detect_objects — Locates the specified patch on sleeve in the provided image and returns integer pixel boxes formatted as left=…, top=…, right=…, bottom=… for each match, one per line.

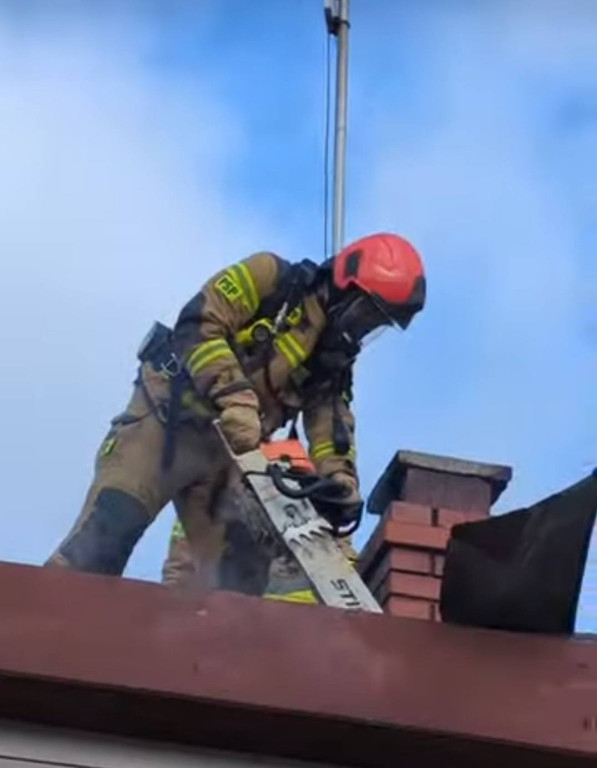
left=215, top=271, right=242, bottom=303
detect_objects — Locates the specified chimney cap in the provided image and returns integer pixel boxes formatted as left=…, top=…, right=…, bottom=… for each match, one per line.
left=367, top=450, right=513, bottom=515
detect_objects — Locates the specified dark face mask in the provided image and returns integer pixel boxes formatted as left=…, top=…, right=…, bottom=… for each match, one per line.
left=317, top=291, right=392, bottom=370
left=332, top=292, right=393, bottom=344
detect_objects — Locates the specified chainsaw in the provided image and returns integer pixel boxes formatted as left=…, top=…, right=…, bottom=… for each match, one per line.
left=215, top=423, right=382, bottom=613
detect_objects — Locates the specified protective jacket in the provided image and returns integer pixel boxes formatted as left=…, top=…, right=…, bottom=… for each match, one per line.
left=46, top=251, right=360, bottom=581
left=172, top=251, right=358, bottom=481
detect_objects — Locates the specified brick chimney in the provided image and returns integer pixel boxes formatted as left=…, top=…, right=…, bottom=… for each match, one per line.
left=359, top=451, right=512, bottom=620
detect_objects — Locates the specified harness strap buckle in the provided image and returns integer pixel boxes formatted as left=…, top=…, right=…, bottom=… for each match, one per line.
left=160, top=353, right=182, bottom=378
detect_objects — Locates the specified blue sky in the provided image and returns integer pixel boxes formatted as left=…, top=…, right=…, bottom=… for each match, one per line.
left=0, top=0, right=595, bottom=630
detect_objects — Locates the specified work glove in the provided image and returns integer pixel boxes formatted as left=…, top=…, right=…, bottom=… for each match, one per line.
left=310, top=471, right=363, bottom=531
left=220, top=404, right=262, bottom=454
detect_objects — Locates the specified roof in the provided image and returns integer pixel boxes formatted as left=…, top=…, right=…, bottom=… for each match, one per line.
left=0, top=561, right=595, bottom=767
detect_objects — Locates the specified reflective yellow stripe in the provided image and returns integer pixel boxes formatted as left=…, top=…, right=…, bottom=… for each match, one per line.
left=188, top=339, right=228, bottom=365
left=230, top=263, right=259, bottom=314
left=170, top=520, right=186, bottom=542
left=311, top=441, right=335, bottom=459
left=188, top=340, right=231, bottom=374
left=311, top=441, right=356, bottom=461
left=187, top=339, right=233, bottom=376
left=286, top=305, right=303, bottom=326
left=264, top=589, right=318, bottom=605
left=283, top=332, right=307, bottom=362
left=99, top=437, right=117, bottom=457
left=275, top=335, right=298, bottom=367
left=275, top=332, right=307, bottom=369
left=189, top=347, right=233, bottom=375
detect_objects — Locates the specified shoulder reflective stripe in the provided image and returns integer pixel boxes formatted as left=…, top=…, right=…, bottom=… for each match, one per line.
left=230, top=263, right=259, bottom=314
left=187, top=339, right=233, bottom=376
left=263, top=589, right=318, bottom=604
left=239, top=262, right=260, bottom=312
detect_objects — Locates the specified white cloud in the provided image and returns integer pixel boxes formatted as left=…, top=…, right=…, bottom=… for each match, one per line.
left=0, top=7, right=301, bottom=580
left=1, top=1, right=595, bottom=630
left=352, top=0, right=594, bottom=493
left=349, top=1, right=596, bottom=628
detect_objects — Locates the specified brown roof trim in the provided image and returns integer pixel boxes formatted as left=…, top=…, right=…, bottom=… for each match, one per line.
left=0, top=562, right=595, bottom=767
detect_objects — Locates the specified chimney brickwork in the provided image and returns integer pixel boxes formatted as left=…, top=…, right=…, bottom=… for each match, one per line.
left=359, top=451, right=512, bottom=620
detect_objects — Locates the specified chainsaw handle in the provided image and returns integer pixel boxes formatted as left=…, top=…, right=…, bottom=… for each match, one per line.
left=268, top=464, right=363, bottom=537
left=267, top=464, right=342, bottom=500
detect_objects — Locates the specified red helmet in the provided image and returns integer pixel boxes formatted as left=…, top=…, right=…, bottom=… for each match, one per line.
left=332, top=233, right=426, bottom=332
left=332, top=234, right=425, bottom=337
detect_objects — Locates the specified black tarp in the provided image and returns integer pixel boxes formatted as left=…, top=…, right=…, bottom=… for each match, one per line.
left=440, top=470, right=597, bottom=634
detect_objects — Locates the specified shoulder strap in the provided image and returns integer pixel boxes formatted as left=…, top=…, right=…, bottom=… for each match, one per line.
left=258, top=259, right=319, bottom=325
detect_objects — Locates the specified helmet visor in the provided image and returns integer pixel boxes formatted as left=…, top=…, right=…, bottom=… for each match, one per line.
left=369, top=292, right=417, bottom=330
left=332, top=292, right=393, bottom=345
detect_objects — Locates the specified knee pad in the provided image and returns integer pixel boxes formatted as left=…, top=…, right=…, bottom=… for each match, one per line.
left=59, top=488, right=149, bottom=576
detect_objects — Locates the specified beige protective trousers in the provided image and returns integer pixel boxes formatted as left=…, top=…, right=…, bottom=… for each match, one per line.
left=46, top=364, right=274, bottom=593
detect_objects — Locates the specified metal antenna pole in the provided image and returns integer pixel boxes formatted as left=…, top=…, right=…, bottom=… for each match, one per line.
left=325, top=0, right=350, bottom=255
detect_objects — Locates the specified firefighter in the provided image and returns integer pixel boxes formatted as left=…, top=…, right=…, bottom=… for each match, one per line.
left=160, top=441, right=360, bottom=602
left=46, top=232, right=426, bottom=593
